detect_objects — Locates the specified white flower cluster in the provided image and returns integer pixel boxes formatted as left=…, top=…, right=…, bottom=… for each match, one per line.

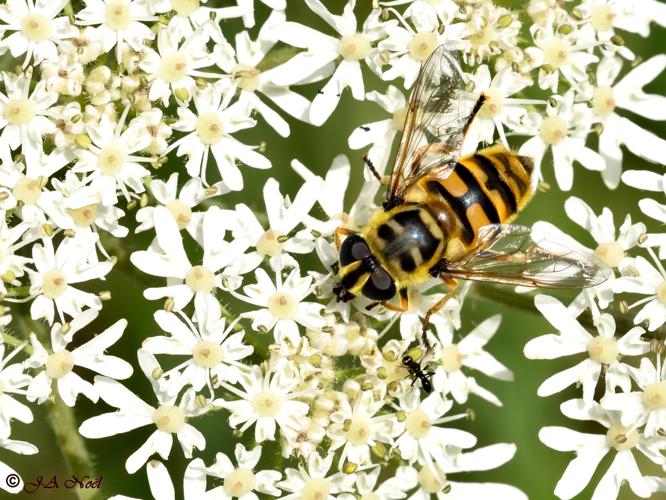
left=0, top=0, right=664, bottom=498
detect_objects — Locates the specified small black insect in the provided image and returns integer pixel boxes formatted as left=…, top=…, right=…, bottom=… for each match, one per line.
left=402, top=353, right=434, bottom=393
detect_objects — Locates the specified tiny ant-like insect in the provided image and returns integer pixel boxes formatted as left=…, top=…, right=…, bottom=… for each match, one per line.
left=402, top=352, right=434, bottom=394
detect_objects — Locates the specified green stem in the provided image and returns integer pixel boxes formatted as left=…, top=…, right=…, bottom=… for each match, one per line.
left=30, top=322, right=103, bottom=500
left=1, top=330, right=32, bottom=353
left=5, top=286, right=30, bottom=298
left=44, top=395, right=103, bottom=500
left=469, top=282, right=665, bottom=339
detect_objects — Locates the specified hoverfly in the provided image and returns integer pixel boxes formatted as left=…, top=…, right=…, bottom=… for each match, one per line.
left=333, top=46, right=608, bottom=348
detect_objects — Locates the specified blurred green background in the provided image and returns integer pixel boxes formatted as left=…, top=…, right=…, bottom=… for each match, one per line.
left=5, top=0, right=666, bottom=498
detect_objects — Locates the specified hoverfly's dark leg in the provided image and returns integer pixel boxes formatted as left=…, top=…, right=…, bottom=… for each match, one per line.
left=334, top=226, right=355, bottom=251
left=460, top=93, right=487, bottom=146
left=421, top=278, right=459, bottom=349
left=365, top=288, right=409, bottom=312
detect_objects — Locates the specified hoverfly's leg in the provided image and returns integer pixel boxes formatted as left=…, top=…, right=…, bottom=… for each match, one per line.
left=334, top=226, right=354, bottom=250
left=421, top=278, right=459, bottom=349
left=460, top=93, right=487, bottom=146
left=365, top=288, right=410, bottom=312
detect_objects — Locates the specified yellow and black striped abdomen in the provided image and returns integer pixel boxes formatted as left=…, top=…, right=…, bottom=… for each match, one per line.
left=405, top=145, right=533, bottom=260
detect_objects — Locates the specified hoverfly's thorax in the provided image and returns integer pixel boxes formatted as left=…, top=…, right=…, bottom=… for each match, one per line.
left=363, top=204, right=445, bottom=286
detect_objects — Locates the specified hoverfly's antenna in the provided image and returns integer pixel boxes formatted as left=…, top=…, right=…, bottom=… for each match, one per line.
left=460, top=93, right=487, bottom=146
left=363, top=154, right=383, bottom=183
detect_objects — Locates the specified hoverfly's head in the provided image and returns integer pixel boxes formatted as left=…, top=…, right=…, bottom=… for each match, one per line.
left=333, top=234, right=396, bottom=303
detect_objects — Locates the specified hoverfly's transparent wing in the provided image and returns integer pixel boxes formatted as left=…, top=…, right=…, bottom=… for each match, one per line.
left=442, top=225, right=611, bottom=288
left=386, top=46, right=477, bottom=205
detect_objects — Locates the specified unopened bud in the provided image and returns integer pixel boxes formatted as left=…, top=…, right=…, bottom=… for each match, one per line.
left=174, top=88, right=190, bottom=102
left=342, top=462, right=357, bottom=474
left=498, top=13, right=513, bottom=28
left=611, top=35, right=624, bottom=46
left=75, top=134, right=91, bottom=149
left=557, top=24, right=573, bottom=35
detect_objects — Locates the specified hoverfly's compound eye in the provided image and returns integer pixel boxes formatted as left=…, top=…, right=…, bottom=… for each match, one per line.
left=401, top=355, right=412, bottom=366
left=361, top=266, right=396, bottom=300
left=339, top=234, right=372, bottom=265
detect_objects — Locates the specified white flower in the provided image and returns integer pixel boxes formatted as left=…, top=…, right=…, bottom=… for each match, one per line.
left=217, top=10, right=311, bottom=137
left=525, top=295, right=649, bottom=401
left=433, top=314, right=512, bottom=407
left=49, top=171, right=130, bottom=243
left=0, top=148, right=72, bottom=228
left=234, top=0, right=284, bottom=28
left=586, top=55, right=666, bottom=188
left=135, top=172, right=210, bottom=236
left=149, top=0, right=244, bottom=40
left=74, top=106, right=152, bottom=205
left=464, top=65, right=538, bottom=150
left=0, top=0, right=77, bottom=68
left=277, top=452, right=355, bottom=499
left=25, top=309, right=132, bottom=405
left=25, top=235, right=112, bottom=324
left=129, top=108, right=173, bottom=156
left=76, top=0, right=157, bottom=60
left=227, top=176, right=319, bottom=271
left=0, top=212, right=33, bottom=294
left=270, top=0, right=387, bottom=125
left=456, top=3, right=520, bottom=65
left=378, top=1, right=464, bottom=88
left=539, top=399, right=666, bottom=500
left=403, top=443, right=526, bottom=499
left=130, top=206, right=254, bottom=309
left=79, top=350, right=207, bottom=474
left=233, top=265, right=325, bottom=349
left=139, top=25, right=218, bottom=106
left=394, top=391, right=475, bottom=479
left=601, top=357, right=666, bottom=437
left=353, top=465, right=417, bottom=499
left=525, top=23, right=598, bottom=92
left=0, top=70, right=57, bottom=160
left=205, top=443, right=281, bottom=498
left=518, top=91, right=605, bottom=190
left=534, top=196, right=645, bottom=308
left=347, top=85, right=407, bottom=174
left=395, top=281, right=463, bottom=345
left=291, top=155, right=379, bottom=238
left=167, top=80, right=270, bottom=190
left=0, top=342, right=32, bottom=438
left=214, top=365, right=309, bottom=443
left=0, top=437, right=38, bottom=494
left=327, top=390, right=396, bottom=467
left=143, top=293, right=253, bottom=396
left=613, top=249, right=666, bottom=331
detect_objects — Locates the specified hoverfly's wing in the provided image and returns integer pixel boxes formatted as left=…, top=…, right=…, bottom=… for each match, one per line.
left=441, top=225, right=611, bottom=288
left=386, top=46, right=476, bottom=205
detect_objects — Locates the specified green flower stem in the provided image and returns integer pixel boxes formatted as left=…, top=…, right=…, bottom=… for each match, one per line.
left=30, top=321, right=103, bottom=500
left=469, top=282, right=663, bottom=339
left=6, top=286, right=30, bottom=298
left=1, top=330, right=32, bottom=353
left=45, top=395, right=104, bottom=500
